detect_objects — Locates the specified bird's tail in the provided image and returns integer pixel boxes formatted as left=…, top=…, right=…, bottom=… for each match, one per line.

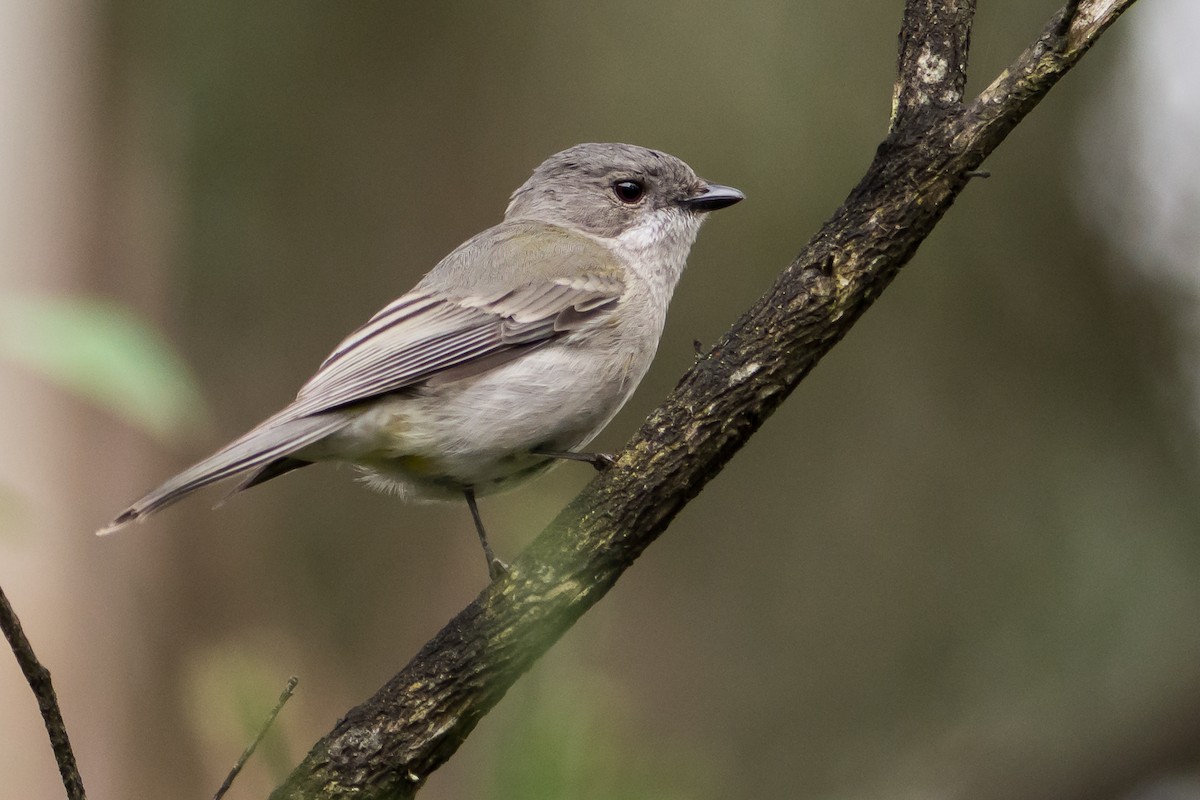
left=98, top=411, right=348, bottom=535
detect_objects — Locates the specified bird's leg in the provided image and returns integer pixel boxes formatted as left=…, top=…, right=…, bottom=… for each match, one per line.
left=531, top=448, right=615, bottom=472
left=464, top=487, right=508, bottom=581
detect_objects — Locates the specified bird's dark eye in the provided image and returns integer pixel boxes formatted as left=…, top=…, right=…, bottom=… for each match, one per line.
left=612, top=179, right=645, bottom=204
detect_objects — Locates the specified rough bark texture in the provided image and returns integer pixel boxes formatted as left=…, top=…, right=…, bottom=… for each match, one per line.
left=268, top=1, right=1138, bottom=797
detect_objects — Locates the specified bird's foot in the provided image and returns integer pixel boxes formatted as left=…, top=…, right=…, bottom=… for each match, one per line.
left=533, top=449, right=616, bottom=472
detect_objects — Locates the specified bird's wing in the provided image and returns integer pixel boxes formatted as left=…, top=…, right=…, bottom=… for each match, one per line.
left=284, top=272, right=623, bottom=419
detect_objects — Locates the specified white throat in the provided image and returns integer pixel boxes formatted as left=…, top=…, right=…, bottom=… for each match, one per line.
left=609, top=208, right=705, bottom=304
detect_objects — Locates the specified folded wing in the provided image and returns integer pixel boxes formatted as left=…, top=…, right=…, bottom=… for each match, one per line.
left=290, top=273, right=623, bottom=418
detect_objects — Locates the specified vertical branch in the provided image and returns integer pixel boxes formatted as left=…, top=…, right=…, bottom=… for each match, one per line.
left=1, top=583, right=87, bottom=800
left=891, top=0, right=976, bottom=132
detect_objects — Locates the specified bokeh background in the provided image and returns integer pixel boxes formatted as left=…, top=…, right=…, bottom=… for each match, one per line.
left=4, top=2, right=1200, bottom=799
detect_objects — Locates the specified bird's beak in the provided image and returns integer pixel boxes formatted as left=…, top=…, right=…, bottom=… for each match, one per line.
left=681, top=182, right=745, bottom=212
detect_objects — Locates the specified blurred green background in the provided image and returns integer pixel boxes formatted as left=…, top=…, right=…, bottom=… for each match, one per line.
left=3, top=2, right=1200, bottom=799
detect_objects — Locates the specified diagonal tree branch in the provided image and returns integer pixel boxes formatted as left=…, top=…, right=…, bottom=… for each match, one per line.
left=267, top=1, right=1139, bottom=797
left=1, top=583, right=87, bottom=800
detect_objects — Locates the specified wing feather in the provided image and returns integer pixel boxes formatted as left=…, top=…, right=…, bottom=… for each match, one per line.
left=284, top=275, right=621, bottom=418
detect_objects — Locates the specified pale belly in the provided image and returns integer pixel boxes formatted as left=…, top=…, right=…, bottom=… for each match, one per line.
left=301, top=342, right=649, bottom=501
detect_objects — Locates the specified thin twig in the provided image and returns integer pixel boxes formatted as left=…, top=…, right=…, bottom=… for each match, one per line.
left=0, top=582, right=87, bottom=800
left=213, top=676, right=299, bottom=800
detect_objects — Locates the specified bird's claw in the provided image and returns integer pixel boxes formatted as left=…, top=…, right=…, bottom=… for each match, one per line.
left=488, top=558, right=510, bottom=581
left=588, top=453, right=616, bottom=471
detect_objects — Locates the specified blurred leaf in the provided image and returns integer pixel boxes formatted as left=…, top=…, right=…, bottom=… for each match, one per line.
left=492, top=669, right=710, bottom=800
left=0, top=294, right=209, bottom=443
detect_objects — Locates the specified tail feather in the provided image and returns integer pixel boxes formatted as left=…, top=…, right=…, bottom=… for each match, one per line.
left=233, top=457, right=314, bottom=492
left=98, top=412, right=347, bottom=535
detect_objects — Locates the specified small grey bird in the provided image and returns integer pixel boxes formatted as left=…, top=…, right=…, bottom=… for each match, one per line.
left=100, top=142, right=743, bottom=578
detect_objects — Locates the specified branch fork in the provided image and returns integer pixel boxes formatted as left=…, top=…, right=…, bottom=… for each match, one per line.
left=263, top=2, right=1138, bottom=797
